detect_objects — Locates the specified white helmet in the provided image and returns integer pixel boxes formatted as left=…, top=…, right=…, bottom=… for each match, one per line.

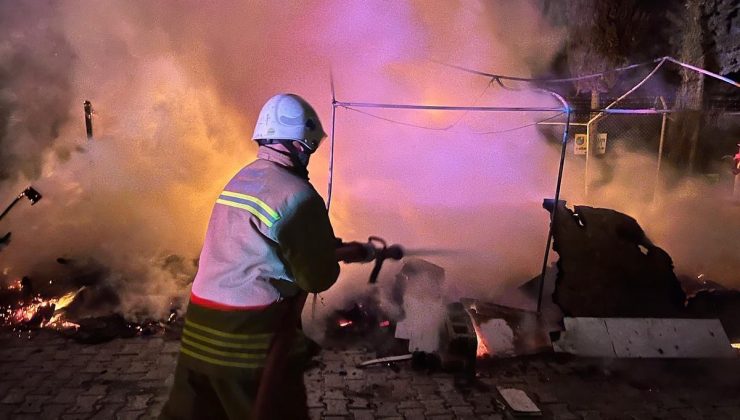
left=252, top=93, right=326, bottom=152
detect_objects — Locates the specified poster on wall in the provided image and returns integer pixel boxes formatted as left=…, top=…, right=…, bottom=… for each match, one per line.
left=597, top=133, right=607, bottom=155
left=574, top=134, right=587, bottom=155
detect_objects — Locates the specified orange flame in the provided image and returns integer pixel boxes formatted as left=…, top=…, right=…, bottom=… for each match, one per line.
left=472, top=320, right=490, bottom=358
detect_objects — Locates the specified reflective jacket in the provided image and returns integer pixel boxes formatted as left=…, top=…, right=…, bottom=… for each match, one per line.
left=179, top=146, right=339, bottom=377
left=191, top=146, right=339, bottom=308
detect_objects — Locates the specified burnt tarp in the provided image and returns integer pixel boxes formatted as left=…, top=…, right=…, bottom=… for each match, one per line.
left=546, top=202, right=686, bottom=318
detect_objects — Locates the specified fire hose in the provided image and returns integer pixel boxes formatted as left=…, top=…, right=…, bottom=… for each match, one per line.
left=336, top=236, right=404, bottom=283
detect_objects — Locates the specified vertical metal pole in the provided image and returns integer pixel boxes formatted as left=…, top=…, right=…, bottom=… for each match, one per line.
left=584, top=122, right=590, bottom=198
left=84, top=101, right=93, bottom=139
left=652, top=96, right=668, bottom=205
left=326, top=101, right=337, bottom=211
left=537, top=110, right=572, bottom=314
left=733, top=144, right=740, bottom=200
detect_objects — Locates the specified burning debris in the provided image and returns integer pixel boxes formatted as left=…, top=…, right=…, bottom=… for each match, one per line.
left=0, top=278, right=82, bottom=331
left=545, top=200, right=686, bottom=318
left=0, top=271, right=182, bottom=343
left=546, top=200, right=740, bottom=352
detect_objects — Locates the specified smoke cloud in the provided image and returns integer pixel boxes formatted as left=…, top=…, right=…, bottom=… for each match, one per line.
left=0, top=1, right=735, bottom=325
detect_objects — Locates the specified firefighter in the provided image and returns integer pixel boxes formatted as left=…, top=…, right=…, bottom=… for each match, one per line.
left=161, top=93, right=370, bottom=420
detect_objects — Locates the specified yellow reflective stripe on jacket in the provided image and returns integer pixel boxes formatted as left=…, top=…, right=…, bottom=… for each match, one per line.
left=220, top=191, right=279, bottom=219
left=180, top=347, right=264, bottom=369
left=181, top=337, right=266, bottom=360
left=182, top=329, right=271, bottom=350
left=185, top=319, right=272, bottom=341
left=216, top=199, right=275, bottom=227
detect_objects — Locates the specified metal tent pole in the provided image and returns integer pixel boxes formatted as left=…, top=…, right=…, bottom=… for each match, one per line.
left=537, top=109, right=572, bottom=314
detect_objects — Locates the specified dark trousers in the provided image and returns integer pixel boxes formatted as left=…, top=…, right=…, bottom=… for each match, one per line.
left=159, top=362, right=308, bottom=420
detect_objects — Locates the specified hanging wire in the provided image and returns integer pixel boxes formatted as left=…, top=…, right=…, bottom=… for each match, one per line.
left=434, top=58, right=662, bottom=84
left=344, top=105, right=566, bottom=135
left=342, top=106, right=455, bottom=131
left=437, top=56, right=740, bottom=89
left=472, top=112, right=565, bottom=135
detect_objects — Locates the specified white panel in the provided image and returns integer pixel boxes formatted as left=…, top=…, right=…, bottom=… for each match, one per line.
left=553, top=317, right=615, bottom=357
left=478, top=319, right=515, bottom=356
left=605, top=318, right=734, bottom=358
left=554, top=317, right=735, bottom=358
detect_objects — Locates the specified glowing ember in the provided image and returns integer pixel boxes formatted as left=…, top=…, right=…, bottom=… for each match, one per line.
left=6, top=279, right=22, bottom=291
left=338, top=319, right=353, bottom=328
left=0, top=286, right=84, bottom=331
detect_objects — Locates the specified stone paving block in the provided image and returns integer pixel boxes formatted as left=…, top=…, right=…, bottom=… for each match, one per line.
left=400, top=408, right=426, bottom=420
left=116, top=409, right=146, bottom=420
left=476, top=415, right=503, bottom=420
left=39, top=404, right=68, bottom=418
left=347, top=396, right=370, bottom=409
left=146, top=337, right=165, bottom=349
left=471, top=397, right=496, bottom=415
left=308, top=407, right=324, bottom=420
left=65, top=373, right=96, bottom=388
left=146, top=400, right=166, bottom=419
left=390, top=397, right=420, bottom=410
left=91, top=348, right=117, bottom=362
left=452, top=405, right=475, bottom=416
left=422, top=399, right=452, bottom=416
left=323, top=360, right=345, bottom=372
left=52, top=387, right=86, bottom=404
left=91, top=403, right=125, bottom=420
left=13, top=395, right=51, bottom=414
left=306, top=391, right=324, bottom=408
left=716, top=406, right=740, bottom=418
left=533, top=389, right=559, bottom=404
left=343, top=367, right=365, bottom=380
left=350, top=408, right=374, bottom=420
left=162, top=341, right=180, bottom=354
left=427, top=415, right=455, bottom=420
left=61, top=414, right=92, bottom=420
left=82, top=361, right=109, bottom=374
left=126, top=393, right=153, bottom=410
left=416, top=383, right=440, bottom=399
left=0, top=381, right=12, bottom=397
left=1, top=365, right=32, bottom=381
left=365, top=371, right=388, bottom=387
left=668, top=407, right=704, bottom=420
left=325, top=389, right=346, bottom=399
left=344, top=379, right=365, bottom=392
left=67, top=355, right=94, bottom=368
left=325, top=373, right=344, bottom=388
left=82, top=384, right=109, bottom=397
left=411, top=374, right=437, bottom=385
left=0, top=404, right=16, bottom=419
left=325, top=399, right=349, bottom=416
left=39, top=358, right=64, bottom=372
left=375, top=401, right=400, bottom=417
left=106, top=388, right=130, bottom=404
left=128, top=361, right=154, bottom=373
left=576, top=410, right=604, bottom=420
left=442, top=392, right=468, bottom=406
left=54, top=366, right=78, bottom=380
left=1, top=388, right=28, bottom=404
left=68, top=394, right=103, bottom=413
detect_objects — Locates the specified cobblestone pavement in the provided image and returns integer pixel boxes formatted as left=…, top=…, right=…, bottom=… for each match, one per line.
left=1, top=330, right=739, bottom=419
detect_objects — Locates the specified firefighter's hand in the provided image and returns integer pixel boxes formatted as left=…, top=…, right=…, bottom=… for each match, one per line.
left=335, top=241, right=376, bottom=263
